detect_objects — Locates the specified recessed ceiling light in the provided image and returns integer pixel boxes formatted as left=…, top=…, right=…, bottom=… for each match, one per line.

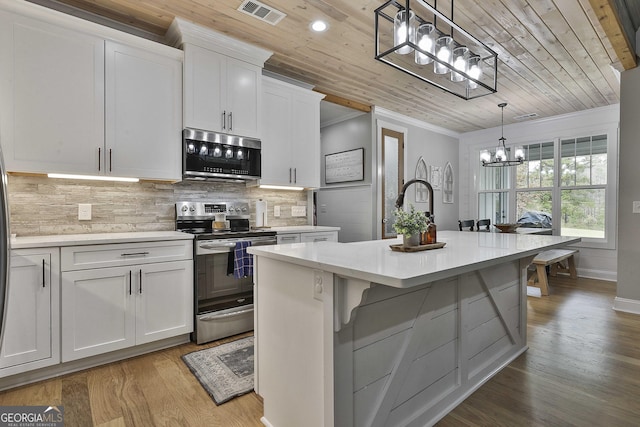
left=311, top=20, right=328, bottom=32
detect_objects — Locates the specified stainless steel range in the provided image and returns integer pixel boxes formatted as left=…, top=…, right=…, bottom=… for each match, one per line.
left=176, top=201, right=277, bottom=344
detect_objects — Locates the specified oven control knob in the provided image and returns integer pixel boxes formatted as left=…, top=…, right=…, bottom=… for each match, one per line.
left=242, top=207, right=247, bottom=212
left=229, top=207, right=235, bottom=213
left=189, top=207, right=195, bottom=212
left=181, top=206, right=188, bottom=212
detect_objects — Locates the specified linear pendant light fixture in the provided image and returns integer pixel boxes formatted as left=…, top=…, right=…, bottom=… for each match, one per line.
left=480, top=103, right=525, bottom=167
left=374, top=0, right=498, bottom=100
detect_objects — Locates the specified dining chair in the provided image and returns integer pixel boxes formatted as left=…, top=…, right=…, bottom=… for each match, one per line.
left=476, top=219, right=491, bottom=232
left=458, top=220, right=475, bottom=231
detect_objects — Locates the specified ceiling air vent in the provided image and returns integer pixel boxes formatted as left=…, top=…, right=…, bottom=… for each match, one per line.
left=514, top=113, right=539, bottom=121
left=238, top=0, right=286, bottom=26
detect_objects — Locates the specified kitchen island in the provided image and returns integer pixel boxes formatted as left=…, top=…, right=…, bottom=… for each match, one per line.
left=248, top=231, right=580, bottom=427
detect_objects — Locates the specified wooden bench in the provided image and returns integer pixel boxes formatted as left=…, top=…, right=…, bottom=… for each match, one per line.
left=527, top=249, right=578, bottom=296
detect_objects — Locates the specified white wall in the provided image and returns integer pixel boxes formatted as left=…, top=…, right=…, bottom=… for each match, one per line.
left=616, top=66, right=640, bottom=313
left=458, top=104, right=620, bottom=282
left=317, top=113, right=376, bottom=242
left=373, top=108, right=460, bottom=234
left=316, top=107, right=460, bottom=241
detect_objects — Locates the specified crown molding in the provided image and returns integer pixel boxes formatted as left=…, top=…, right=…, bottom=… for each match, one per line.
left=373, top=106, right=460, bottom=139
left=166, top=17, right=272, bottom=67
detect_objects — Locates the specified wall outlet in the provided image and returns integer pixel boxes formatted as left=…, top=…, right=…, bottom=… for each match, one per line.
left=292, top=206, right=306, bottom=217
left=633, top=201, right=640, bottom=214
left=78, top=204, right=92, bottom=221
left=313, top=270, right=323, bottom=301
left=274, top=205, right=281, bottom=217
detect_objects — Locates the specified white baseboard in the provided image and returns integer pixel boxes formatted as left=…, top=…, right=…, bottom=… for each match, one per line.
left=260, top=417, right=274, bottom=427
left=576, top=268, right=617, bottom=282
left=613, top=297, right=640, bottom=315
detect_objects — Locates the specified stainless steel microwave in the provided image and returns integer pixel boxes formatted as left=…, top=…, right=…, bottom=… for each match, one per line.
left=183, top=128, right=261, bottom=182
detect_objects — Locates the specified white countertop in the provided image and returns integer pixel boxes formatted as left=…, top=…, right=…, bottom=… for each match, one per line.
left=268, top=226, right=340, bottom=233
left=11, top=231, right=193, bottom=249
left=248, top=230, right=581, bottom=288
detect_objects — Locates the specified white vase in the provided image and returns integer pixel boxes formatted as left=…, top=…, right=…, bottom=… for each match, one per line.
left=403, top=233, right=420, bottom=247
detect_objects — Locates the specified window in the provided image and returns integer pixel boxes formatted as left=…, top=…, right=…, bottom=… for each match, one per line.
left=477, top=131, right=616, bottom=248
left=559, top=135, right=607, bottom=238
left=516, top=142, right=554, bottom=224
left=478, top=150, right=510, bottom=224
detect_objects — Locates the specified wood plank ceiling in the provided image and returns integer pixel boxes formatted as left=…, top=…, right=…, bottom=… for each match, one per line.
left=38, top=0, right=632, bottom=133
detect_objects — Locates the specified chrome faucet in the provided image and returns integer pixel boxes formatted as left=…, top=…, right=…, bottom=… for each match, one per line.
left=394, top=179, right=434, bottom=219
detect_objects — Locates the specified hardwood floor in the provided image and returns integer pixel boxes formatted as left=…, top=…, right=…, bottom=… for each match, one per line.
left=1, top=276, right=639, bottom=426
left=440, top=276, right=640, bottom=426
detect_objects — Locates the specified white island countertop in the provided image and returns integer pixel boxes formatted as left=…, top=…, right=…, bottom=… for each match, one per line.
left=11, top=231, right=193, bottom=249
left=248, top=230, right=580, bottom=288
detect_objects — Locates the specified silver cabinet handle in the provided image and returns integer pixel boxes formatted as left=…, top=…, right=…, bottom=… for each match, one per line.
left=229, top=112, right=233, bottom=130
left=120, top=252, right=150, bottom=257
left=280, top=236, right=297, bottom=241
left=289, top=168, right=292, bottom=183
left=98, top=147, right=101, bottom=171
left=222, top=111, right=226, bottom=130
left=294, top=168, right=297, bottom=183
left=109, top=148, right=112, bottom=172
left=42, top=259, right=45, bottom=288
left=139, top=269, right=142, bottom=294
left=129, top=270, right=132, bottom=295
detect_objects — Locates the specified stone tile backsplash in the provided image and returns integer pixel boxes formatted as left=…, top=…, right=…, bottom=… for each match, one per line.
left=7, top=175, right=310, bottom=236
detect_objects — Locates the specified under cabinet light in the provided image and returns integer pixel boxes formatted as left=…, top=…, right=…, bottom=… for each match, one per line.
left=47, top=173, right=139, bottom=183
left=259, top=184, right=305, bottom=191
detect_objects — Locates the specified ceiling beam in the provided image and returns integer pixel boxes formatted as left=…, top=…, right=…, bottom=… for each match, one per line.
left=589, top=0, right=637, bottom=70
left=314, top=91, right=372, bottom=113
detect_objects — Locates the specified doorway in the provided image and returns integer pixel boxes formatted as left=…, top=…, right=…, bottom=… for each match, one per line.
left=381, top=128, right=404, bottom=239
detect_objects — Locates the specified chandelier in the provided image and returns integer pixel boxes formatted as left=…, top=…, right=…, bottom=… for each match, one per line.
left=374, top=0, right=498, bottom=100
left=480, top=103, right=525, bottom=167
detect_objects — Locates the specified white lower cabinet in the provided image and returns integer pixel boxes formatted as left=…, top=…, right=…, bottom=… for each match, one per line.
left=0, top=248, right=60, bottom=377
left=61, top=242, right=193, bottom=362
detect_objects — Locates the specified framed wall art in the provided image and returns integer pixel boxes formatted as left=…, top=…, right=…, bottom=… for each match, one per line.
left=325, top=148, right=364, bottom=184
left=443, top=162, right=454, bottom=204
left=429, top=165, right=442, bottom=190
left=414, top=156, right=429, bottom=203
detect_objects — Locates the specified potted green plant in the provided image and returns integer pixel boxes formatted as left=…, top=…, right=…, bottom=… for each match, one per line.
left=393, top=204, right=428, bottom=247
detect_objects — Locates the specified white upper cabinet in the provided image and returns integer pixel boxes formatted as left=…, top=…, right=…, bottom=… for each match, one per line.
left=0, top=3, right=183, bottom=181
left=166, top=17, right=272, bottom=139
left=0, top=12, right=104, bottom=175
left=184, top=44, right=261, bottom=138
left=261, top=76, right=325, bottom=188
left=105, top=41, right=182, bottom=180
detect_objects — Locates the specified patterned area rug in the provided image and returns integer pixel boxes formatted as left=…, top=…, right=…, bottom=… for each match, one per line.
left=182, top=336, right=254, bottom=405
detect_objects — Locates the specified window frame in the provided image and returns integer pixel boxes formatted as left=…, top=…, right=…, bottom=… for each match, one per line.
left=475, top=125, right=618, bottom=250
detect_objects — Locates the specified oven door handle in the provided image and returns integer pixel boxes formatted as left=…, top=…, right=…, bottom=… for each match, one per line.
left=200, top=306, right=254, bottom=321
left=200, top=242, right=236, bottom=250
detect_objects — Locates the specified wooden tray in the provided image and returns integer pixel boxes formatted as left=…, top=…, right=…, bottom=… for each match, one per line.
left=389, top=242, right=446, bottom=252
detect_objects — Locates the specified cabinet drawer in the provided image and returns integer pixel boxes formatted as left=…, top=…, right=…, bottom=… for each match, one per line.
left=61, top=240, right=193, bottom=271
left=300, top=232, right=338, bottom=243
left=277, top=233, right=301, bottom=244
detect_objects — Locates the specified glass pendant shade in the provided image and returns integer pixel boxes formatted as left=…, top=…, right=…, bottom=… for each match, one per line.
left=394, top=10, right=416, bottom=54
left=480, top=150, right=491, bottom=163
left=434, top=35, right=453, bottom=74
left=451, top=45, right=469, bottom=82
left=467, top=54, right=482, bottom=89
left=514, top=146, right=525, bottom=161
left=495, top=145, right=507, bottom=162
left=415, top=23, right=436, bottom=65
